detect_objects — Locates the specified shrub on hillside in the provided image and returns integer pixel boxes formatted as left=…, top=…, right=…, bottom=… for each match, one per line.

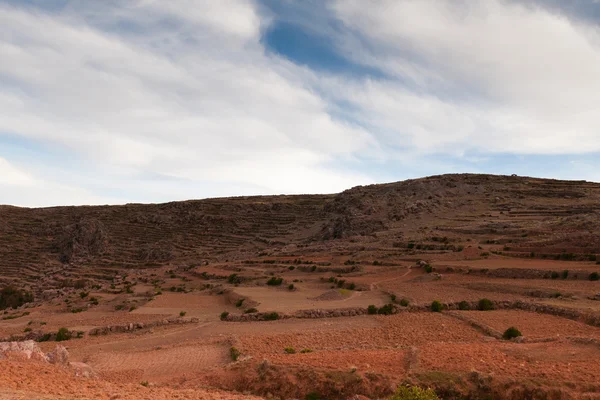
left=478, top=298, right=494, bottom=311
left=378, top=303, right=394, bottom=315
left=56, top=327, right=71, bottom=342
left=590, top=272, right=599, bottom=281
left=244, top=308, right=258, bottom=314
left=562, top=270, right=569, bottom=279
left=220, top=311, right=229, bottom=320
left=458, top=300, right=470, bottom=310
left=388, top=385, right=439, bottom=400
left=502, top=327, right=522, bottom=340
left=367, top=305, right=378, bottom=315
left=263, top=312, right=279, bottom=321
left=267, top=277, right=283, bottom=286
left=400, top=298, right=410, bottom=307
left=431, top=300, right=443, bottom=312
left=0, top=286, right=33, bottom=310
left=230, top=346, right=241, bottom=361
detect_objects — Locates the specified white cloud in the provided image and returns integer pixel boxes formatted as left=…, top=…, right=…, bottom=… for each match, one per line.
left=330, top=0, right=600, bottom=155
left=0, top=157, right=35, bottom=186
left=0, top=1, right=378, bottom=206
left=1, top=0, right=600, bottom=206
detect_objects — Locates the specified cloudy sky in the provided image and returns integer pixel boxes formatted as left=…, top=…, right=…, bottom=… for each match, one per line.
left=2, top=0, right=600, bottom=206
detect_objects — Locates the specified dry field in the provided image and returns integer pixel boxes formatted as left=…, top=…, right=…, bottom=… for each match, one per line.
left=1, top=174, right=600, bottom=399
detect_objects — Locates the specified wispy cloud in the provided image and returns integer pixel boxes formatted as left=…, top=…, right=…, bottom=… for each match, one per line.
left=1, top=0, right=600, bottom=206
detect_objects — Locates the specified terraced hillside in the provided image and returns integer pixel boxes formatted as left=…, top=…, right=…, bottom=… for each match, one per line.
left=1, top=174, right=600, bottom=289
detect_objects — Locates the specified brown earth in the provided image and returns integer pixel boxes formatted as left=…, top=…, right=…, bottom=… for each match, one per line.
left=2, top=173, right=600, bottom=399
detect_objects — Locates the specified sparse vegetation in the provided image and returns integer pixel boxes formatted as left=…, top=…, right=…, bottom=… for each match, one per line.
left=478, top=298, right=494, bottom=311
left=300, top=348, right=313, bottom=353
left=220, top=311, right=229, bottom=320
left=0, top=286, right=33, bottom=310
left=367, top=305, right=378, bottom=315
left=244, top=308, right=258, bottom=313
left=377, top=303, right=394, bottom=315
left=431, top=300, right=443, bottom=312
left=179, top=311, right=186, bottom=317
left=590, top=272, right=599, bottom=281
left=56, top=327, right=71, bottom=342
left=288, top=284, right=295, bottom=291
left=235, top=299, right=245, bottom=307
left=266, top=277, right=283, bottom=286
left=388, top=385, right=439, bottom=400
left=284, top=347, right=296, bottom=354
left=230, top=346, right=241, bottom=361
left=562, top=270, right=569, bottom=279
left=400, top=298, right=410, bottom=307
left=263, top=312, right=279, bottom=321
left=458, top=300, right=470, bottom=310
left=503, top=326, right=522, bottom=340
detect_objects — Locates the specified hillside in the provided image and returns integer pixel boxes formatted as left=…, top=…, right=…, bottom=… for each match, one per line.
left=2, top=173, right=600, bottom=290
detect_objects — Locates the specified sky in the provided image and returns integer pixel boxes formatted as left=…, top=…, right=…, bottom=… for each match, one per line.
left=1, top=0, right=600, bottom=207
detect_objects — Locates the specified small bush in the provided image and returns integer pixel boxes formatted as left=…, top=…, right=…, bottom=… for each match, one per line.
left=390, top=294, right=397, bottom=302
left=367, top=305, right=378, bottom=315
left=400, top=298, right=410, bottom=307
left=263, top=312, right=279, bottom=321
left=230, top=346, right=241, bottom=361
left=79, top=292, right=89, bottom=299
left=458, top=301, right=470, bottom=310
left=311, top=265, right=317, bottom=272
left=562, top=270, right=569, bottom=279
left=284, top=347, right=296, bottom=354
left=348, top=283, right=356, bottom=290
left=589, top=272, right=599, bottom=281
left=431, top=300, right=443, bottom=312
left=24, top=327, right=32, bottom=332
left=56, top=327, right=71, bottom=342
left=235, top=299, right=245, bottom=307
left=179, top=311, right=186, bottom=317
left=502, top=327, right=522, bottom=340
left=0, top=286, right=34, bottom=310
left=288, top=284, right=295, bottom=291
left=267, top=277, right=283, bottom=286
left=220, top=311, right=229, bottom=320
left=244, top=308, right=258, bottom=314
left=288, top=266, right=295, bottom=270
left=228, top=274, right=241, bottom=284
left=551, top=271, right=559, bottom=280
left=129, top=306, right=137, bottom=312
left=388, top=385, right=439, bottom=400
left=478, top=298, right=494, bottom=311
left=141, top=381, right=149, bottom=387
left=300, top=348, right=313, bottom=353
left=37, top=333, right=51, bottom=342
left=378, top=303, right=394, bottom=315
left=424, top=264, right=433, bottom=273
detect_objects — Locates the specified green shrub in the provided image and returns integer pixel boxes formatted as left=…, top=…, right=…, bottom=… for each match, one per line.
left=400, top=298, right=410, bottom=307
left=300, top=348, right=313, bottom=353
left=244, top=308, right=258, bottom=314
left=79, top=292, right=89, bottom=299
left=367, top=305, right=378, bottom=315
left=478, top=298, right=494, bottom=311
left=502, top=327, right=522, bottom=340
left=230, top=346, right=241, bottom=361
left=228, top=274, right=241, bottom=284
left=235, top=299, right=245, bottom=307
left=220, top=311, right=229, bottom=320
left=24, top=327, right=32, bottom=333
left=458, top=301, right=470, bottom=310
left=551, top=271, right=559, bottom=280
left=56, top=327, right=71, bottom=342
left=378, top=303, right=394, bottom=315
left=388, top=385, right=439, bottom=400
left=37, top=333, right=51, bottom=342
left=288, top=284, right=295, bottom=291
left=424, top=264, right=433, bottom=273
left=562, top=270, right=569, bottom=279
left=267, top=277, right=283, bottom=286
left=179, top=311, right=186, bottom=317
left=311, top=265, right=317, bottom=272
left=288, top=266, right=295, bottom=270
left=128, top=306, right=137, bottom=312
left=589, top=272, right=599, bottom=281
left=284, top=347, right=296, bottom=354
left=431, top=300, right=443, bottom=312
left=391, top=294, right=397, bottom=302
left=263, top=312, right=279, bottom=321
left=348, top=283, right=356, bottom=290
left=306, top=392, right=321, bottom=400
left=0, top=286, right=34, bottom=310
